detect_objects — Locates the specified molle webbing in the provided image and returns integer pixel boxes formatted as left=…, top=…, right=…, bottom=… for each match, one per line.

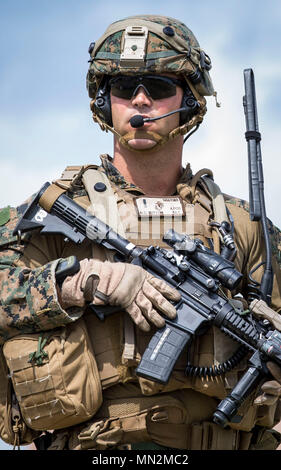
left=54, top=164, right=100, bottom=191
left=53, top=166, right=216, bottom=247
left=113, top=186, right=214, bottom=248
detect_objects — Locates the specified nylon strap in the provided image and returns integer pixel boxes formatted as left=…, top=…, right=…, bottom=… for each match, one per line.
left=39, top=184, right=66, bottom=213
left=201, top=175, right=229, bottom=225
left=122, top=315, right=136, bottom=363
left=76, top=413, right=252, bottom=450
left=82, top=167, right=126, bottom=237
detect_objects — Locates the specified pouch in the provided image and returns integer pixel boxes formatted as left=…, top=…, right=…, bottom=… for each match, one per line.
left=3, top=317, right=102, bottom=431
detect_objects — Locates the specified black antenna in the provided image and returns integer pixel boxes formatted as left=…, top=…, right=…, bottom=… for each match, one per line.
left=243, top=68, right=273, bottom=305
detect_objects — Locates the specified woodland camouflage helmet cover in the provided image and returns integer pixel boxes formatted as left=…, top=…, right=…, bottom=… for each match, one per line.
left=86, top=15, right=216, bottom=148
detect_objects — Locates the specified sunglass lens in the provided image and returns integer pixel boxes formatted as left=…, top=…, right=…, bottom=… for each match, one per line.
left=110, top=76, right=179, bottom=100
left=143, top=78, right=177, bottom=99
left=110, top=77, right=136, bottom=99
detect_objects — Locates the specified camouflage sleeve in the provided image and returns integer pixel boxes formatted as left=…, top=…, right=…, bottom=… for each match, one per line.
left=0, top=205, right=83, bottom=344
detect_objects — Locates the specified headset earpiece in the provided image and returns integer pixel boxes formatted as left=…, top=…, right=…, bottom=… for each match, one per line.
left=179, top=86, right=200, bottom=126
left=93, top=78, right=112, bottom=127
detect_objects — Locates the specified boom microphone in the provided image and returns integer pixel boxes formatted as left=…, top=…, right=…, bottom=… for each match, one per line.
left=130, top=107, right=188, bottom=128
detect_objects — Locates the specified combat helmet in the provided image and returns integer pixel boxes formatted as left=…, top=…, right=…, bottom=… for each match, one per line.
left=87, top=15, right=216, bottom=151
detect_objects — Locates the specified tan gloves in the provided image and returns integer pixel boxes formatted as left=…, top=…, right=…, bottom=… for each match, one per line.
left=60, top=258, right=181, bottom=331
left=254, top=362, right=281, bottom=406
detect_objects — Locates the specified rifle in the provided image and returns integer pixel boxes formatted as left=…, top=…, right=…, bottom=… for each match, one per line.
left=12, top=70, right=279, bottom=428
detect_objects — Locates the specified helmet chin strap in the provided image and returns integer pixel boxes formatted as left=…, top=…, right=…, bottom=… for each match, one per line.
left=119, top=129, right=169, bottom=153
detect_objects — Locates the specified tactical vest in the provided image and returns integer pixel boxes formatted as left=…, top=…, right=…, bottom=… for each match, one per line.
left=53, top=164, right=242, bottom=395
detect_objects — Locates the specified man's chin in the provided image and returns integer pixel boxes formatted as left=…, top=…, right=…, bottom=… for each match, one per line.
left=127, top=138, right=157, bottom=150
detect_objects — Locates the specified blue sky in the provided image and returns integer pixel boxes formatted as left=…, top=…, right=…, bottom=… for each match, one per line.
left=0, top=0, right=281, bottom=449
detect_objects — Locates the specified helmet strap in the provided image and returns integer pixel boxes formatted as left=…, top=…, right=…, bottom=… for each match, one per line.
left=119, top=130, right=168, bottom=153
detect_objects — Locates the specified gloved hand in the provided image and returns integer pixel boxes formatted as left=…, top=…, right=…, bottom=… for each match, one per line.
left=254, top=362, right=281, bottom=406
left=60, top=258, right=181, bottom=331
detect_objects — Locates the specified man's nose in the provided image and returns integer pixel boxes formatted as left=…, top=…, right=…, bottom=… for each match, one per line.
left=131, top=86, right=152, bottom=107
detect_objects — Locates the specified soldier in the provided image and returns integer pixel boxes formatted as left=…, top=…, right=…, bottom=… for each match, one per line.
left=0, top=15, right=281, bottom=451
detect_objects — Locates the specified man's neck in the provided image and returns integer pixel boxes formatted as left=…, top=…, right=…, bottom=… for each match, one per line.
left=112, top=137, right=184, bottom=196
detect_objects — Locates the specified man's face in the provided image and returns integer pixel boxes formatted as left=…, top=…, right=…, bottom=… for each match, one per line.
left=110, top=74, right=184, bottom=151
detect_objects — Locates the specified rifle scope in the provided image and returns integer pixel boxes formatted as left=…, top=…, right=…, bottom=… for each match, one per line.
left=163, top=229, right=242, bottom=291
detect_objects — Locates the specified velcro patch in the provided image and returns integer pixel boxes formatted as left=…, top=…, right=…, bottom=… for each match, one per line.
left=135, top=196, right=185, bottom=217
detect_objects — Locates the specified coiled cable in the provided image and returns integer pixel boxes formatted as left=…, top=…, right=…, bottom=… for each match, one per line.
left=247, top=262, right=264, bottom=303
left=185, top=344, right=248, bottom=378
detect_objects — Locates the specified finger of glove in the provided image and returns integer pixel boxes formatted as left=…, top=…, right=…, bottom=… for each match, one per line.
left=148, top=276, right=181, bottom=302
left=126, top=303, right=151, bottom=332
left=266, top=362, right=281, bottom=384
left=143, top=281, right=177, bottom=319
left=259, top=380, right=281, bottom=396
left=135, top=291, right=166, bottom=329
left=84, top=275, right=100, bottom=302
left=254, top=392, right=279, bottom=406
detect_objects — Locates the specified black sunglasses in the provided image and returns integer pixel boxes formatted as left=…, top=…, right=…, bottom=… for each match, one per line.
left=109, top=75, right=185, bottom=100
